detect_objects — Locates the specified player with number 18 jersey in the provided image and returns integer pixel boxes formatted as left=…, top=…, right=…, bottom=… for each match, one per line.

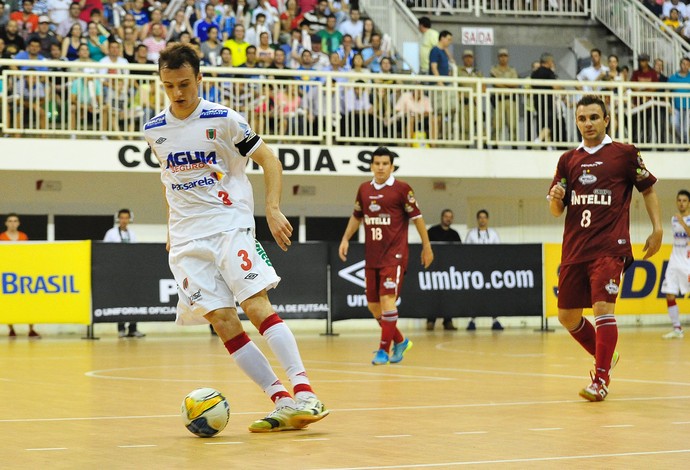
left=353, top=176, right=422, bottom=270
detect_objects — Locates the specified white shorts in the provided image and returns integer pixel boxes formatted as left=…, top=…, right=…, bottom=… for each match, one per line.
left=660, top=262, right=690, bottom=296
left=169, top=229, right=280, bottom=325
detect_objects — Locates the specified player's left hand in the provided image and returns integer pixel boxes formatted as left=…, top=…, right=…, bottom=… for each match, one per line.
left=421, top=245, right=434, bottom=268
left=642, top=229, right=663, bottom=259
left=267, top=208, right=293, bottom=251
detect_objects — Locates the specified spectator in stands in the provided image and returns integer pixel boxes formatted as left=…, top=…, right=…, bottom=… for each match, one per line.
left=201, top=24, right=223, bottom=66
left=310, top=34, right=330, bottom=70
left=11, top=0, right=39, bottom=40
left=88, top=7, right=110, bottom=38
left=1, top=214, right=41, bottom=339
left=531, top=52, right=565, bottom=147
left=429, top=30, right=453, bottom=142
left=241, top=44, right=260, bottom=68
left=426, top=209, right=461, bottom=331
left=128, top=0, right=148, bottom=26
left=113, top=12, right=137, bottom=42
left=304, top=0, right=329, bottom=33
left=338, top=7, right=361, bottom=44
left=0, top=1, right=8, bottom=29
left=48, top=0, right=73, bottom=28
left=231, top=0, right=251, bottom=30
left=128, top=42, right=151, bottom=67
left=356, top=17, right=374, bottom=50
left=255, top=30, right=274, bottom=67
left=362, top=33, right=388, bottom=73
left=102, top=0, right=126, bottom=30
left=79, top=0, right=103, bottom=23
left=336, top=32, right=354, bottom=68
left=84, top=20, right=107, bottom=61
left=631, top=53, right=659, bottom=144
left=317, top=14, right=342, bottom=54
left=457, top=49, right=483, bottom=143
left=246, top=12, right=272, bottom=46
left=655, top=57, right=669, bottom=82
left=28, top=15, right=59, bottom=57
left=350, top=50, right=367, bottom=74
left=60, top=21, right=81, bottom=60
left=70, top=43, right=108, bottom=133
left=392, top=87, right=431, bottom=141
left=193, top=3, right=219, bottom=43
left=223, top=23, right=249, bottom=66
left=33, top=0, right=49, bottom=16
left=13, top=36, right=48, bottom=69
left=139, top=8, right=167, bottom=41
left=326, top=0, right=349, bottom=24
left=662, top=0, right=687, bottom=20
left=253, top=0, right=280, bottom=43
left=418, top=16, right=438, bottom=76
left=662, top=7, right=682, bottom=33
left=465, top=209, right=503, bottom=331
left=120, top=24, right=137, bottom=62
left=669, top=56, right=690, bottom=143
left=342, top=80, right=375, bottom=138
left=99, top=39, right=127, bottom=74
left=605, top=54, right=623, bottom=82
left=56, top=2, right=85, bottom=38
left=1, top=19, right=25, bottom=53
left=278, top=1, right=300, bottom=42
left=167, top=8, right=193, bottom=42
left=142, top=22, right=165, bottom=63
left=576, top=48, right=609, bottom=91
left=490, top=48, right=519, bottom=144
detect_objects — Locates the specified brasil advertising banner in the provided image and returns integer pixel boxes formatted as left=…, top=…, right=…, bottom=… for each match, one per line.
left=0, top=241, right=91, bottom=324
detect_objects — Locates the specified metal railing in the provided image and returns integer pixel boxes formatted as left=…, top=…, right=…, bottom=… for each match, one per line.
left=3, top=59, right=690, bottom=151
left=404, top=0, right=589, bottom=17
left=592, top=0, right=690, bottom=78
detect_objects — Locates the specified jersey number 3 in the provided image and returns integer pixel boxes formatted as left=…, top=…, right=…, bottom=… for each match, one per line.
left=237, top=250, right=253, bottom=271
left=218, top=191, right=232, bottom=206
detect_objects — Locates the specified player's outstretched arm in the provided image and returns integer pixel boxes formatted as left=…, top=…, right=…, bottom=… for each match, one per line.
left=642, top=186, right=663, bottom=259
left=413, top=217, right=434, bottom=268
left=339, top=215, right=362, bottom=261
left=251, top=143, right=293, bottom=251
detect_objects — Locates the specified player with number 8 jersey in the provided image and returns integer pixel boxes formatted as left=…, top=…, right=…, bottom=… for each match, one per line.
left=548, top=95, right=662, bottom=403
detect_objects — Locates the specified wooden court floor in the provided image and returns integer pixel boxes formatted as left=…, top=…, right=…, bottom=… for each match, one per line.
left=1, top=324, right=689, bottom=469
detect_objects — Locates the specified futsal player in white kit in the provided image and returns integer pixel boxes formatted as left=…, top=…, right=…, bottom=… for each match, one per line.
left=661, top=189, right=690, bottom=339
left=143, top=43, right=328, bottom=432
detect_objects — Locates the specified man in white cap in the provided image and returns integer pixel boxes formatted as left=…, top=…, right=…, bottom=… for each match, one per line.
left=490, top=47, right=519, bottom=144
left=457, top=49, right=482, bottom=142
left=28, top=15, right=59, bottom=56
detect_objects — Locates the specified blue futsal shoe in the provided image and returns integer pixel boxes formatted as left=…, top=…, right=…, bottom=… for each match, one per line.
left=372, top=349, right=389, bottom=365
left=390, top=338, right=413, bottom=364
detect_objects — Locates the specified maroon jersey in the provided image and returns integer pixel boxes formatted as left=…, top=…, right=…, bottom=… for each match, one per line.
left=353, top=177, right=422, bottom=269
left=550, top=139, right=657, bottom=266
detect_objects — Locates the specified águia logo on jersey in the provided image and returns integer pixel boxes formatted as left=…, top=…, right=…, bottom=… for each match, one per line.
left=369, top=200, right=381, bottom=212
left=165, top=150, right=217, bottom=173
left=636, top=152, right=650, bottom=181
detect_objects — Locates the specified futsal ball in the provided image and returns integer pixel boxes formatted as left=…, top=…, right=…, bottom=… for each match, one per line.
left=181, top=388, right=230, bottom=437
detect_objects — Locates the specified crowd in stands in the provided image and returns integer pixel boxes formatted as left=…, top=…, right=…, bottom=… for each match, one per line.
left=0, top=0, right=401, bottom=76
left=642, top=0, right=690, bottom=42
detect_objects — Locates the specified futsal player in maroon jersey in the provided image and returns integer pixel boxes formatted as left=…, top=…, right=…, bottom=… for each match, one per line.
left=339, top=147, right=434, bottom=365
left=548, top=95, right=663, bottom=401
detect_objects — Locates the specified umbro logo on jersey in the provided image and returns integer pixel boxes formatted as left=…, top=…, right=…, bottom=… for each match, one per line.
left=244, top=273, right=258, bottom=280
left=155, top=137, right=167, bottom=144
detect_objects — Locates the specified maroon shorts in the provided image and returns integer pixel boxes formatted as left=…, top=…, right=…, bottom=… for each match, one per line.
left=365, top=265, right=404, bottom=303
left=557, top=257, right=626, bottom=309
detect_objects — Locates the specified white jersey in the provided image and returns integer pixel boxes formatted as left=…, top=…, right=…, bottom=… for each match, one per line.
left=103, top=227, right=137, bottom=243
left=143, top=99, right=262, bottom=246
left=669, top=214, right=690, bottom=267
left=465, top=228, right=500, bottom=245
